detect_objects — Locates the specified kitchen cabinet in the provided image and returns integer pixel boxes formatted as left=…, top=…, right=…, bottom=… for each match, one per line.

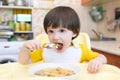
left=92, top=48, right=120, bottom=68
left=81, top=0, right=118, bottom=6
left=81, top=0, right=91, bottom=5
left=0, top=6, right=33, bottom=41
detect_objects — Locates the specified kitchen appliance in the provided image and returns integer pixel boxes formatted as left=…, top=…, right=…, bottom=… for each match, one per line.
left=89, top=6, right=104, bottom=22
left=0, top=42, right=24, bottom=64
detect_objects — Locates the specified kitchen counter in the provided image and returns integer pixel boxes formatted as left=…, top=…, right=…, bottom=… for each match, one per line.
left=91, top=41, right=120, bottom=56
left=0, top=62, right=120, bottom=80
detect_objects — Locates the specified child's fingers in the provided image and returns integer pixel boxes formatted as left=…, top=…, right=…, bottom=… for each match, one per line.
left=23, top=40, right=37, bottom=51
left=91, top=64, right=100, bottom=73
left=22, top=40, right=42, bottom=51
left=29, top=42, right=37, bottom=50
left=28, top=41, right=41, bottom=50
left=87, top=62, right=101, bottom=73
left=87, top=62, right=94, bottom=73
left=33, top=40, right=42, bottom=49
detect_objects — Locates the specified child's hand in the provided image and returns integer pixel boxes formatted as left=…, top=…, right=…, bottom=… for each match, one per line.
left=87, top=59, right=102, bottom=73
left=87, top=54, right=107, bottom=73
left=23, top=40, right=42, bottom=51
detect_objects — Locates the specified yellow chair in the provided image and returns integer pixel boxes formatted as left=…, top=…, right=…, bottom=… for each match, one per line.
left=36, top=32, right=91, bottom=49
left=73, top=33, right=91, bottom=50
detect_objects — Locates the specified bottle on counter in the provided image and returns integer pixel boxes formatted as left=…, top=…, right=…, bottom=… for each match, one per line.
left=8, top=20, right=14, bottom=29
left=25, top=0, right=32, bottom=7
left=26, top=23, right=31, bottom=31
left=20, top=21, right=26, bottom=31
left=15, top=22, right=20, bottom=31
left=15, top=0, right=24, bottom=6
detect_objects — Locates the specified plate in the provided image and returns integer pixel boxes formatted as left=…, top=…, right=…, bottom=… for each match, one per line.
left=28, top=63, right=80, bottom=80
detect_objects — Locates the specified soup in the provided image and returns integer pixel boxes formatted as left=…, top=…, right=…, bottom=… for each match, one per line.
left=34, top=67, right=75, bottom=77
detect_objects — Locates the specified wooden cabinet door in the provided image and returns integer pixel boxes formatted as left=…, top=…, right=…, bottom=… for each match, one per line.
left=92, top=48, right=120, bottom=68
left=81, top=0, right=91, bottom=5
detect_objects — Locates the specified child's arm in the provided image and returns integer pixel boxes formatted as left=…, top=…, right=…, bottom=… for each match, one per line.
left=18, top=40, right=42, bottom=64
left=19, top=49, right=31, bottom=64
left=87, top=54, right=107, bottom=73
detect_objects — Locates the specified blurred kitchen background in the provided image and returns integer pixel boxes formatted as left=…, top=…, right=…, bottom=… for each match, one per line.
left=0, top=0, right=120, bottom=42
left=0, top=0, right=120, bottom=67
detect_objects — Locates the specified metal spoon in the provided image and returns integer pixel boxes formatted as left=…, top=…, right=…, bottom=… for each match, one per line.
left=43, top=43, right=59, bottom=49
left=20, top=43, right=59, bottom=53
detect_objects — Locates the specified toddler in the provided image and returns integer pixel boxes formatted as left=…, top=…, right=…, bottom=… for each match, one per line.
left=19, top=6, right=107, bottom=73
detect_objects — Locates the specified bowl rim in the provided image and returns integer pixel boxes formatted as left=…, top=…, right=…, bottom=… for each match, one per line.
left=28, top=63, right=80, bottom=78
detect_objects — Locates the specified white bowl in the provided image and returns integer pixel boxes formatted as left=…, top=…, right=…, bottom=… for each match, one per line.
left=28, top=63, right=80, bottom=80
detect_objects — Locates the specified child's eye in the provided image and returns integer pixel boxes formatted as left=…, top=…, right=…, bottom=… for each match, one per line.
left=48, top=30, right=54, bottom=33
left=59, top=29, right=65, bottom=33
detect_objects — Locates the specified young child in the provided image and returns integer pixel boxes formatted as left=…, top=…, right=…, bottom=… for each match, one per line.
left=19, top=6, right=107, bottom=73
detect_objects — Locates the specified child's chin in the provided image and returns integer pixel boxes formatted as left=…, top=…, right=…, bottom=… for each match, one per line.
left=56, top=48, right=63, bottom=51
left=57, top=46, right=63, bottom=50
left=56, top=48, right=66, bottom=53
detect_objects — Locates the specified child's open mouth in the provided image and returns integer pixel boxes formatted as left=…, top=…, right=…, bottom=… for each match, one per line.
left=55, top=43, right=63, bottom=50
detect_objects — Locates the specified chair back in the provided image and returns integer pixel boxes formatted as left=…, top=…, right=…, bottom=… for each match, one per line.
left=73, top=33, right=91, bottom=49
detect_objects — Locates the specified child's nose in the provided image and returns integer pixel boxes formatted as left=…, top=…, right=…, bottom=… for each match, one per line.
left=53, top=33, right=59, bottom=40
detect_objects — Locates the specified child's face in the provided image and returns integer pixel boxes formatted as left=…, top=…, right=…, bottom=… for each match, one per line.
left=47, top=26, right=76, bottom=52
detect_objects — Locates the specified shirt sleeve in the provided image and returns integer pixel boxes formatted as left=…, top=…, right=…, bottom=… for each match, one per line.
left=29, top=49, right=43, bottom=63
left=80, top=44, right=99, bottom=62
left=29, top=34, right=49, bottom=63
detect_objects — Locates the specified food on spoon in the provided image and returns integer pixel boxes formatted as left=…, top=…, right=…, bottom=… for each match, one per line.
left=43, top=43, right=62, bottom=49
left=55, top=43, right=63, bottom=50
left=34, top=67, right=75, bottom=77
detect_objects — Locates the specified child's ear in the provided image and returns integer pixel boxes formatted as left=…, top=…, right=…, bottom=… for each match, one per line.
left=72, top=33, right=77, bottom=38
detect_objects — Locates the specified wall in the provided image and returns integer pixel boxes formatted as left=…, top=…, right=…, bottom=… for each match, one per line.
left=96, top=0, right=120, bottom=41
left=32, top=0, right=120, bottom=41
left=32, top=0, right=97, bottom=38
left=75, top=1, right=97, bottom=38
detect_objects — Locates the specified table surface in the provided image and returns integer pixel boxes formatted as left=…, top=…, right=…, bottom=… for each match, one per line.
left=0, top=62, right=120, bottom=80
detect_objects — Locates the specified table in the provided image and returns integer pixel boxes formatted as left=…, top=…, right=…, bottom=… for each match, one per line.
left=0, top=62, right=120, bottom=80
